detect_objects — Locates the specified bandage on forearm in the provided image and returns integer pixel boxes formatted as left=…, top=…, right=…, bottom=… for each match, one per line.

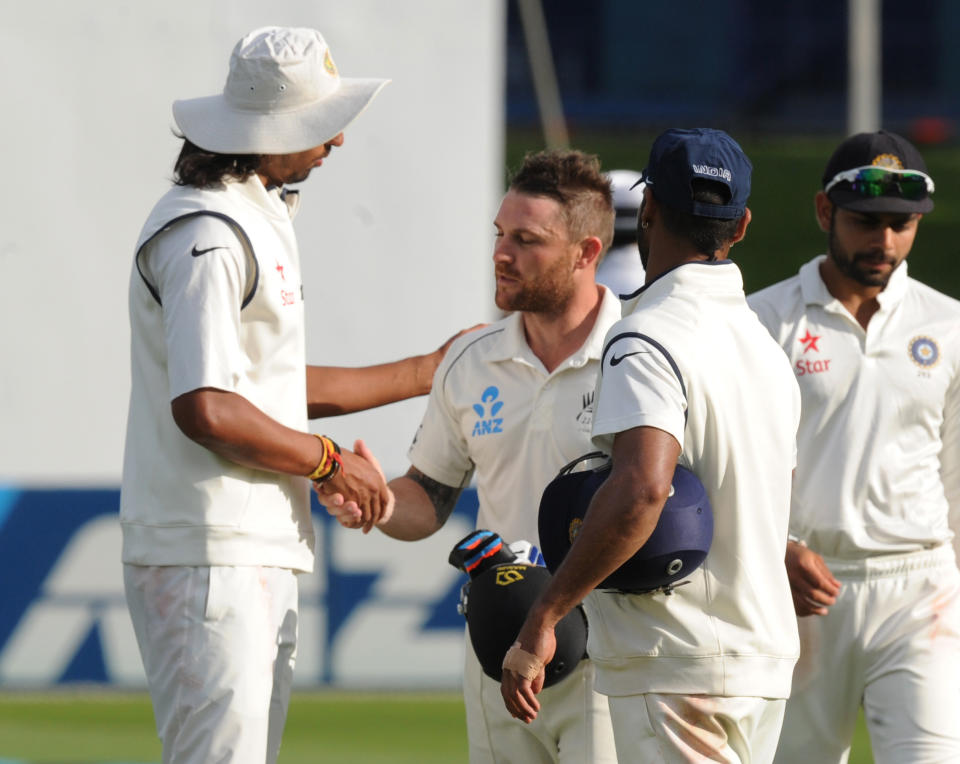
left=502, top=642, right=544, bottom=681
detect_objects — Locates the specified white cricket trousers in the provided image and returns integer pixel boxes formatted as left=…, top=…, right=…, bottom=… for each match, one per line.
left=124, top=564, right=299, bottom=764
left=775, top=544, right=960, bottom=764
left=607, top=693, right=785, bottom=763
left=463, top=634, right=618, bottom=763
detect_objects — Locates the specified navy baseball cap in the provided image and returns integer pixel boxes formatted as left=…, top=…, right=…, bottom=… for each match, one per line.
left=821, top=130, right=934, bottom=214
left=640, top=128, right=752, bottom=220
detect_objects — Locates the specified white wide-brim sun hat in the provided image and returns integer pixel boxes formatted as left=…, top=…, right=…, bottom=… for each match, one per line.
left=173, top=26, right=389, bottom=155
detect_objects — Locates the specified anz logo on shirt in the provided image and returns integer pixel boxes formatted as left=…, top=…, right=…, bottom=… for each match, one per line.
left=471, top=385, right=504, bottom=437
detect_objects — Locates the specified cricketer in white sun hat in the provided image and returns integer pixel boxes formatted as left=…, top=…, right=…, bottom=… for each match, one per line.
left=173, top=26, right=389, bottom=155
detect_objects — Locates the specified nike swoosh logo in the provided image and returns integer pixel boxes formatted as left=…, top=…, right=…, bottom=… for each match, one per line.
left=610, top=350, right=649, bottom=366
left=191, top=245, right=226, bottom=257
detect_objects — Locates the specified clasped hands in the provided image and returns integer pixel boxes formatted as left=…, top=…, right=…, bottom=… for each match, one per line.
left=314, top=439, right=394, bottom=533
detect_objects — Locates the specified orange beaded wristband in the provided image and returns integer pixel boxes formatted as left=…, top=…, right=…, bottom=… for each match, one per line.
left=307, top=435, right=343, bottom=483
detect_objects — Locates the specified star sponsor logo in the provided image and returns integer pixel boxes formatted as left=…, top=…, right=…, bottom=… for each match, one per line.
left=798, top=329, right=821, bottom=353
left=795, top=358, right=832, bottom=376
left=908, top=335, right=939, bottom=368
left=795, top=328, right=832, bottom=376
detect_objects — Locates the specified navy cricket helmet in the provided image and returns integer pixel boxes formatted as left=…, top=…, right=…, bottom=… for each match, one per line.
left=538, top=453, right=713, bottom=593
left=449, top=530, right=587, bottom=687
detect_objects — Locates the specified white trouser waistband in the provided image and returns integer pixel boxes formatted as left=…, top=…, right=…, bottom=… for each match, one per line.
left=825, top=543, right=957, bottom=581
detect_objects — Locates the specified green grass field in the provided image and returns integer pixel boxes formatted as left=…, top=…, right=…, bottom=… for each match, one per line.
left=0, top=690, right=875, bottom=763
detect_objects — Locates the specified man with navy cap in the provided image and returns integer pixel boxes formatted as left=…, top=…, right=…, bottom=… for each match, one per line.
left=122, top=26, right=470, bottom=764
left=750, top=130, right=960, bottom=763
left=502, top=128, right=802, bottom=762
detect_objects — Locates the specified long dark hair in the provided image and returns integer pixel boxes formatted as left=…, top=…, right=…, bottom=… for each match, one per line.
left=173, top=138, right=261, bottom=189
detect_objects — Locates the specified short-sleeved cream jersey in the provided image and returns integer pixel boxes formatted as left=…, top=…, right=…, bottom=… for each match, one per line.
left=587, top=261, right=801, bottom=699
left=408, top=287, right=623, bottom=547
left=749, top=255, right=960, bottom=559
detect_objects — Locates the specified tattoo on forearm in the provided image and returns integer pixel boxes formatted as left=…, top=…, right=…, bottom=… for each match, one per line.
left=406, top=467, right=462, bottom=527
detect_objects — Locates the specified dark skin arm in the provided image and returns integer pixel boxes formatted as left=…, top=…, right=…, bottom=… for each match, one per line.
left=171, top=327, right=483, bottom=529
left=306, top=326, right=485, bottom=417
left=784, top=541, right=841, bottom=617
left=321, top=450, right=464, bottom=540
left=172, top=388, right=390, bottom=527
left=500, top=425, right=681, bottom=723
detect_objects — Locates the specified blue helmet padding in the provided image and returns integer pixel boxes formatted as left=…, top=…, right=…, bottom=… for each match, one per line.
left=538, top=458, right=713, bottom=593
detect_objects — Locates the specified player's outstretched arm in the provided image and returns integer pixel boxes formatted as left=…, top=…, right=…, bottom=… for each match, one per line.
left=172, top=388, right=391, bottom=528
left=324, top=448, right=463, bottom=540
left=380, top=467, right=463, bottom=540
left=306, top=325, right=485, bottom=417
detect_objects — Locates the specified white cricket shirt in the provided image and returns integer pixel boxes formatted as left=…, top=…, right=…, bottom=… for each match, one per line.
left=121, top=176, right=315, bottom=572
left=749, top=255, right=960, bottom=559
left=587, top=260, right=801, bottom=699
left=408, top=288, right=623, bottom=547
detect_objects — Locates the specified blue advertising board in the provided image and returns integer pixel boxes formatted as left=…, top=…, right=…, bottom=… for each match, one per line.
left=0, top=488, right=478, bottom=689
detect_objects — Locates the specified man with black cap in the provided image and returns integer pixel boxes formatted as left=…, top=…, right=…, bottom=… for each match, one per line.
left=122, top=26, right=472, bottom=764
left=749, top=130, right=960, bottom=763
left=501, top=128, right=801, bottom=761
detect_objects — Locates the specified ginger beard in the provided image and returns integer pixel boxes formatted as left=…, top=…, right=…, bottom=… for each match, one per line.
left=495, top=251, right=578, bottom=315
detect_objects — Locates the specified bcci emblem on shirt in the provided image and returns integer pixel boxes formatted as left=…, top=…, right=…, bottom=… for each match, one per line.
left=909, top=335, right=939, bottom=368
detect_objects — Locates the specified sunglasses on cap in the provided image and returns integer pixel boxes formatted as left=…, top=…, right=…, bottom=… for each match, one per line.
left=824, top=165, right=935, bottom=200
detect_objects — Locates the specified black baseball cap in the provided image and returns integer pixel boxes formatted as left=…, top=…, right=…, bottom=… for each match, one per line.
left=822, top=130, right=934, bottom=214
left=640, top=128, right=752, bottom=220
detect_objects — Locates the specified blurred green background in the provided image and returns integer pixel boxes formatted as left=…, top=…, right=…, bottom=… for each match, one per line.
left=506, top=128, right=960, bottom=300
left=0, top=691, right=878, bottom=764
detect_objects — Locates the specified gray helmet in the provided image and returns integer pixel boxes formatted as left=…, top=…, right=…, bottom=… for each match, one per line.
left=606, top=169, right=645, bottom=236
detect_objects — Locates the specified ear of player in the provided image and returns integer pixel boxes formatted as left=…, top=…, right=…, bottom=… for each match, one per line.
left=450, top=529, right=587, bottom=688
left=538, top=454, right=714, bottom=594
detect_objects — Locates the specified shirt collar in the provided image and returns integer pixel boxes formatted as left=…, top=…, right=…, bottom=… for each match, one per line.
left=799, top=254, right=909, bottom=310
left=626, top=259, right=744, bottom=312
left=490, top=286, right=623, bottom=369
left=226, top=175, right=298, bottom=221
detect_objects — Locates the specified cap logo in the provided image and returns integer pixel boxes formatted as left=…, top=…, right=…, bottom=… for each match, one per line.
left=323, top=48, right=337, bottom=76
left=692, top=163, right=732, bottom=182
left=870, top=153, right=904, bottom=170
